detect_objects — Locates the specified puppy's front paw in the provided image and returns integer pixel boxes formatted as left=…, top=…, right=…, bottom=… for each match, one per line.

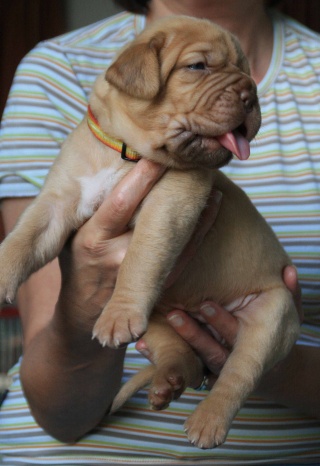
left=0, top=277, right=18, bottom=307
left=92, top=305, right=148, bottom=349
left=184, top=400, right=229, bottom=449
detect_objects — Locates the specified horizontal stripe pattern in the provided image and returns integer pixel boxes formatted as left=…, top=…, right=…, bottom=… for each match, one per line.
left=0, top=9, right=319, bottom=465
left=1, top=349, right=320, bottom=465
left=0, top=13, right=145, bottom=198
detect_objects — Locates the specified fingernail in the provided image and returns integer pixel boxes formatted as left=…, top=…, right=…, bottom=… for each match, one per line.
left=168, top=313, right=185, bottom=327
left=200, top=304, right=216, bottom=317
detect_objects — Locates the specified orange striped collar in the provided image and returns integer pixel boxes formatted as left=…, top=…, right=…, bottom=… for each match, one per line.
left=87, top=106, right=141, bottom=162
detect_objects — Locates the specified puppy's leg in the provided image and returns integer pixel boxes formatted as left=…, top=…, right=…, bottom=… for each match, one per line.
left=0, top=193, right=78, bottom=303
left=110, top=312, right=203, bottom=413
left=93, top=168, right=213, bottom=348
left=145, top=313, right=204, bottom=410
left=184, top=287, right=300, bottom=449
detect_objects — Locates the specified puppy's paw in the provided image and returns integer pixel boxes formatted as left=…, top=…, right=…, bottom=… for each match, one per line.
left=92, top=306, right=148, bottom=349
left=149, top=370, right=185, bottom=410
left=0, top=279, right=18, bottom=307
left=184, top=401, right=229, bottom=449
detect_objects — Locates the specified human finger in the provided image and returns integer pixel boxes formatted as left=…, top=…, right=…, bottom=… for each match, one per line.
left=88, top=159, right=166, bottom=240
left=283, top=265, right=303, bottom=323
left=199, top=301, right=239, bottom=348
left=167, top=310, right=229, bottom=375
left=165, top=189, right=222, bottom=287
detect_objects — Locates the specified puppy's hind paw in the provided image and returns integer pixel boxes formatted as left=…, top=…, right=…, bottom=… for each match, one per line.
left=149, top=371, right=185, bottom=410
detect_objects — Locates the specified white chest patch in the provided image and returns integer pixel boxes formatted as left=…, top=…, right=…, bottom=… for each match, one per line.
left=77, top=167, right=123, bottom=220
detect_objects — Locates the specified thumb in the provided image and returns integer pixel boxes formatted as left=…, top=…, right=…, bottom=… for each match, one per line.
left=88, top=159, right=165, bottom=240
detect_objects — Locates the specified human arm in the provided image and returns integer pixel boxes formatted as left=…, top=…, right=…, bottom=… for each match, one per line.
left=166, top=267, right=320, bottom=419
left=2, top=159, right=221, bottom=442
left=1, top=159, right=165, bottom=443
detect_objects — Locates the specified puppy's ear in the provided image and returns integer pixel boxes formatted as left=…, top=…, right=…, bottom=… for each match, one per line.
left=105, top=32, right=165, bottom=100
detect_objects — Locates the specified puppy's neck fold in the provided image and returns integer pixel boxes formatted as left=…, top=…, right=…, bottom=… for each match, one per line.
left=87, top=106, right=141, bottom=162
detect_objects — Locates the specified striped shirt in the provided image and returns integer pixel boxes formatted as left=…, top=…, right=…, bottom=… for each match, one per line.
left=0, top=10, right=320, bottom=465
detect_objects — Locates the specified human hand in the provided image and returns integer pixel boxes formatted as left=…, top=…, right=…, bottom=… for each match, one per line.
left=283, top=265, right=303, bottom=323
left=57, top=159, right=222, bottom=338
left=165, top=265, right=302, bottom=389
left=57, top=159, right=165, bottom=335
left=20, top=160, right=166, bottom=442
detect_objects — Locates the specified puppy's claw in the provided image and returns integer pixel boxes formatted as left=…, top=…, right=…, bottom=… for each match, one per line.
left=5, top=296, right=13, bottom=305
left=92, top=331, right=109, bottom=348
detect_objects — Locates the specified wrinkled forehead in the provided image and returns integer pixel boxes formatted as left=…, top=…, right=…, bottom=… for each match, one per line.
left=139, top=16, right=243, bottom=69
left=169, top=27, right=237, bottom=64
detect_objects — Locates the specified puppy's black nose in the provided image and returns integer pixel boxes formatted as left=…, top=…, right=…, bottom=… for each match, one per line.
left=240, top=89, right=254, bottom=113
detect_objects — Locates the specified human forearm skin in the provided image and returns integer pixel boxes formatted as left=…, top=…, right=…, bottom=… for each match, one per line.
left=20, top=305, right=126, bottom=443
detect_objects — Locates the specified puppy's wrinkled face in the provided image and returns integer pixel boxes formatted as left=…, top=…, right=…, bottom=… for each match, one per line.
left=104, top=16, right=261, bottom=169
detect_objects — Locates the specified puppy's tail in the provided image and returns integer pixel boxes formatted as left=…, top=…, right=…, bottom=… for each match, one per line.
left=110, top=364, right=155, bottom=413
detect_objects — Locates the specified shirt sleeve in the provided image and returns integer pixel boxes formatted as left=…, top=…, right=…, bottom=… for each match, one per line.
left=0, top=39, right=88, bottom=198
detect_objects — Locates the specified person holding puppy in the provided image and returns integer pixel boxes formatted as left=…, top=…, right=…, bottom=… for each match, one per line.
left=0, top=0, right=319, bottom=464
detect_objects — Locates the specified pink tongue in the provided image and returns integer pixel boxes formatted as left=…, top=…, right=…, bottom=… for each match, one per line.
left=216, top=130, right=250, bottom=160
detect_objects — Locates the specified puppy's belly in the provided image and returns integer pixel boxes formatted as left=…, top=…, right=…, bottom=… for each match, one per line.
left=77, top=167, right=124, bottom=219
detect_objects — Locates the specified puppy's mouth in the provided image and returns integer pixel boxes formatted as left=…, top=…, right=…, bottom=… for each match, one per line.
left=166, top=122, right=254, bottom=169
left=199, top=124, right=250, bottom=161
left=215, top=125, right=250, bottom=160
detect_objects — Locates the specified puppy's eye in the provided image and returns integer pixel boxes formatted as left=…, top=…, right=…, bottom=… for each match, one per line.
left=187, top=62, right=206, bottom=71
